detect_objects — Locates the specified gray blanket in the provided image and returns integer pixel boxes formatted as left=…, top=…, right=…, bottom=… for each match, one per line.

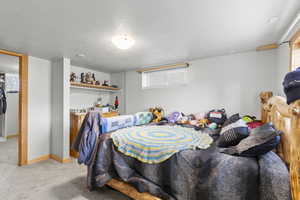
left=86, top=132, right=291, bottom=200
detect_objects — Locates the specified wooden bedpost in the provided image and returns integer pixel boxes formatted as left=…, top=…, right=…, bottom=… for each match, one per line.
left=260, top=91, right=273, bottom=123
left=289, top=99, right=300, bottom=200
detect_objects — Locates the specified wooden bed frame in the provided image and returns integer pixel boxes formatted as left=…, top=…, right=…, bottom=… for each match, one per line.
left=106, top=91, right=299, bottom=200
left=260, top=91, right=300, bottom=200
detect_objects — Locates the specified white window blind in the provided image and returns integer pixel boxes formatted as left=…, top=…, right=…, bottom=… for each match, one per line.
left=142, top=68, right=188, bottom=89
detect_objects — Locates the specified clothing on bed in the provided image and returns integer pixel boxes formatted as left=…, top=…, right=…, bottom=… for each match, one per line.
left=101, top=115, right=135, bottom=133
left=218, top=114, right=249, bottom=147
left=220, top=123, right=281, bottom=157
left=87, top=132, right=290, bottom=200
left=111, top=125, right=213, bottom=164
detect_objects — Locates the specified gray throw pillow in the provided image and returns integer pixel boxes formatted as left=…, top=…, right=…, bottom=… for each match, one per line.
left=218, top=114, right=249, bottom=147
left=220, top=123, right=281, bottom=157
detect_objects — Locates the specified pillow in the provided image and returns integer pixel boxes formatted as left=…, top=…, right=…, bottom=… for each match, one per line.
left=134, top=112, right=153, bottom=126
left=206, top=109, right=227, bottom=125
left=220, top=123, right=281, bottom=157
left=217, top=114, right=249, bottom=148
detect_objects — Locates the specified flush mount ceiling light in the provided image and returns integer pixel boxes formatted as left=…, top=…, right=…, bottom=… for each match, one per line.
left=112, top=34, right=135, bottom=50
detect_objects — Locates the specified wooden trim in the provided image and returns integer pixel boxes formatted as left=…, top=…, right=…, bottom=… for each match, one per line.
left=290, top=29, right=300, bottom=44
left=6, top=133, right=19, bottom=139
left=136, top=63, right=189, bottom=73
left=0, top=49, right=23, bottom=57
left=27, top=154, right=50, bottom=165
left=256, top=44, right=279, bottom=51
left=260, top=91, right=300, bottom=200
left=18, top=55, right=28, bottom=166
left=107, top=179, right=162, bottom=200
left=27, top=154, right=72, bottom=165
left=0, top=49, right=28, bottom=166
left=50, top=154, right=72, bottom=163
left=70, top=82, right=120, bottom=91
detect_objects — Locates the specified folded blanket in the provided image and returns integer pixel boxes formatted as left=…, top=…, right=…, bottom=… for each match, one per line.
left=111, top=125, right=213, bottom=164
left=101, top=115, right=135, bottom=133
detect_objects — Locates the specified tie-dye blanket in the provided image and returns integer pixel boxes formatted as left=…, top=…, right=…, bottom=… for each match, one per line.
left=111, top=125, right=213, bottom=164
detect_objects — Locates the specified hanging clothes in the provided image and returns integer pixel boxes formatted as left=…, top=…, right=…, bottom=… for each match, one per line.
left=0, top=88, right=7, bottom=115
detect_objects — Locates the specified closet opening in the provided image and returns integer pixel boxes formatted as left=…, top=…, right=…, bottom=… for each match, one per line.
left=0, top=49, right=28, bottom=166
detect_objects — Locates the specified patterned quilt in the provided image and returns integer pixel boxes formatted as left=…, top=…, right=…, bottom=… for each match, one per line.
left=111, top=125, right=213, bottom=164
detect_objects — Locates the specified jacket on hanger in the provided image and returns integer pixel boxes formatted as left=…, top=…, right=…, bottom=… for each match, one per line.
left=0, top=88, right=7, bottom=115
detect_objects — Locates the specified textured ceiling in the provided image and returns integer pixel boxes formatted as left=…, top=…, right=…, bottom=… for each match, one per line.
left=0, top=0, right=299, bottom=72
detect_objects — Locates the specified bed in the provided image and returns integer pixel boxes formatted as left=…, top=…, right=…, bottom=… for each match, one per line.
left=73, top=91, right=296, bottom=200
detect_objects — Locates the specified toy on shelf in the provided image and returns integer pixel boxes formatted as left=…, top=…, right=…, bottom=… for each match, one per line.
left=114, top=96, right=119, bottom=110
left=102, top=80, right=109, bottom=86
left=80, top=73, right=85, bottom=83
left=70, top=72, right=77, bottom=82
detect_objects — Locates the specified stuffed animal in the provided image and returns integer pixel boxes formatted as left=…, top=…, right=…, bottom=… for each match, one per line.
left=198, top=118, right=209, bottom=128
left=178, top=114, right=195, bottom=124
left=167, top=111, right=182, bottom=123
left=149, top=107, right=164, bottom=123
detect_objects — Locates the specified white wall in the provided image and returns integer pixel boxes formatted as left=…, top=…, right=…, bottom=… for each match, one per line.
left=125, top=50, right=276, bottom=118
left=6, top=92, right=18, bottom=136
left=28, top=56, right=52, bottom=160
left=70, top=65, right=111, bottom=109
left=51, top=58, right=70, bottom=159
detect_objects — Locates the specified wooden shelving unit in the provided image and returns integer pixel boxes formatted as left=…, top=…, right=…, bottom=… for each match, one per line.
left=70, top=82, right=120, bottom=92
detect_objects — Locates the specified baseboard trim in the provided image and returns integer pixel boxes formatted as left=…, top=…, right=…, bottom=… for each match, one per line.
left=6, top=134, right=19, bottom=139
left=28, top=154, right=50, bottom=164
left=27, top=154, right=72, bottom=165
left=50, top=154, right=72, bottom=163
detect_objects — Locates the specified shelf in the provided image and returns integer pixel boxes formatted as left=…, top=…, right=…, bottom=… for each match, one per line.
left=70, top=82, right=120, bottom=92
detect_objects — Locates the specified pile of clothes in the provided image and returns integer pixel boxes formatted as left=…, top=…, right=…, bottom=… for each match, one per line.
left=149, top=107, right=281, bottom=158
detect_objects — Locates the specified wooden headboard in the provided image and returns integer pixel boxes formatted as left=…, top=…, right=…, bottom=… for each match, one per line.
left=260, top=91, right=300, bottom=200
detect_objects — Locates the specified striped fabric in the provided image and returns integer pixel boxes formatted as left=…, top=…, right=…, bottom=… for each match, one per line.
left=111, top=125, right=213, bottom=164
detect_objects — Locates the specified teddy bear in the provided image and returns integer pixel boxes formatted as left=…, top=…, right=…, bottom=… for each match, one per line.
left=149, top=107, right=164, bottom=123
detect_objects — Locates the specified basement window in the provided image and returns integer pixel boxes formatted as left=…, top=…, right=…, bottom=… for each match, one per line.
left=142, top=68, right=188, bottom=89
left=290, top=30, right=300, bottom=71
